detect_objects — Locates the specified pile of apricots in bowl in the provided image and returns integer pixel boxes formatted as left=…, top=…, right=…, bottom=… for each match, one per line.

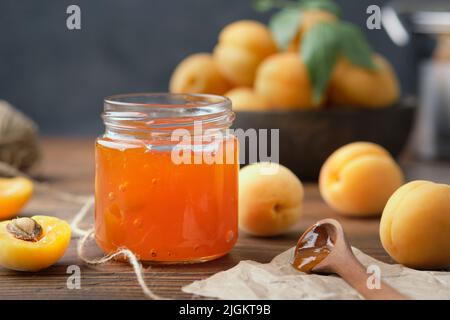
left=169, top=0, right=400, bottom=111
left=169, top=0, right=413, bottom=181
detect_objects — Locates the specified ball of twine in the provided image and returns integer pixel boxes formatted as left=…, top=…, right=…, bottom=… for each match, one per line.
left=0, top=100, right=40, bottom=176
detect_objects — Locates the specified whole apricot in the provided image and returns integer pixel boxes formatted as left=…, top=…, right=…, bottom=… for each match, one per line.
left=169, top=53, right=230, bottom=95
left=328, top=54, right=400, bottom=108
left=225, top=87, right=271, bottom=111
left=0, top=216, right=71, bottom=271
left=319, top=142, right=404, bottom=216
left=213, top=20, right=277, bottom=86
left=254, top=52, right=318, bottom=109
left=0, top=177, right=33, bottom=220
left=380, top=181, right=450, bottom=270
left=287, top=9, right=338, bottom=52
left=239, top=162, right=304, bottom=237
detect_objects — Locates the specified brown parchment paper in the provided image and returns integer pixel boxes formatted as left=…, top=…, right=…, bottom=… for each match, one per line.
left=182, top=247, right=450, bottom=300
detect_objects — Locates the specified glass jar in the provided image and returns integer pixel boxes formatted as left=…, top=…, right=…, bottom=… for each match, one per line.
left=95, top=93, right=238, bottom=263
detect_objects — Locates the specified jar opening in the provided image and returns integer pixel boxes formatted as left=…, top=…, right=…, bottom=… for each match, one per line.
left=104, top=93, right=230, bottom=110
left=103, top=93, right=234, bottom=135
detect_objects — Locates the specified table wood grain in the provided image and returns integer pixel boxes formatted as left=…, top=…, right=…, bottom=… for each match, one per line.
left=0, top=137, right=449, bottom=300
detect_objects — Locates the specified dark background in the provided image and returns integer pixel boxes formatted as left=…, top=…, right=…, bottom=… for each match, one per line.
left=0, top=0, right=418, bottom=135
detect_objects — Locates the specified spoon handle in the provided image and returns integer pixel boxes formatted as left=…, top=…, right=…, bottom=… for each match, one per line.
left=334, top=255, right=409, bottom=300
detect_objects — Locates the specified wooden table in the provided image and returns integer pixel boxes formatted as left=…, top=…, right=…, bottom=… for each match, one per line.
left=1, top=137, right=449, bottom=300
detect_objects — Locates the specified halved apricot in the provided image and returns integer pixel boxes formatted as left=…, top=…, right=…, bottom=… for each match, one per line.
left=0, top=216, right=71, bottom=271
left=0, top=177, right=33, bottom=220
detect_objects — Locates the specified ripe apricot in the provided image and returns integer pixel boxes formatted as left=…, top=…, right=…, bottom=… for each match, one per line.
left=254, top=52, right=318, bottom=109
left=239, top=163, right=304, bottom=237
left=225, top=87, right=271, bottom=111
left=0, top=177, right=33, bottom=220
left=0, top=216, right=71, bottom=271
left=380, top=181, right=450, bottom=269
left=328, top=54, right=400, bottom=108
left=213, top=20, right=277, bottom=86
left=169, top=53, right=230, bottom=95
left=319, top=142, right=404, bottom=217
left=287, top=9, right=338, bottom=52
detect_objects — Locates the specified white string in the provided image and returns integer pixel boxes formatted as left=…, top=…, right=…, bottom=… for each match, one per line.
left=72, top=196, right=167, bottom=300
left=76, top=229, right=166, bottom=300
left=70, top=195, right=94, bottom=237
left=36, top=183, right=91, bottom=204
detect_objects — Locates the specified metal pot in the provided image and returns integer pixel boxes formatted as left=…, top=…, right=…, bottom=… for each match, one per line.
left=382, top=0, right=450, bottom=159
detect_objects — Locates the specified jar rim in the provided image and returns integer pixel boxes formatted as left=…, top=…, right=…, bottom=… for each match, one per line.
left=102, top=93, right=234, bottom=135
left=104, top=92, right=231, bottom=111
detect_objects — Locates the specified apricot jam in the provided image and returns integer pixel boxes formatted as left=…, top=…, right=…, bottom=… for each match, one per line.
left=95, top=93, right=238, bottom=263
left=292, top=224, right=334, bottom=273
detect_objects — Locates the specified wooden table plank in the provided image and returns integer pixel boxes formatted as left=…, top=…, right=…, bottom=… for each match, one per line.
left=0, top=137, right=449, bottom=299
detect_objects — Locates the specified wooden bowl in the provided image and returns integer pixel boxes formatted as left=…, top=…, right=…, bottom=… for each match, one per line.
left=233, top=100, right=416, bottom=181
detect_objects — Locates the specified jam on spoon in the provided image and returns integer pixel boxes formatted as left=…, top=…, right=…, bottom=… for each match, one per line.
left=292, top=224, right=334, bottom=273
left=291, top=219, right=408, bottom=299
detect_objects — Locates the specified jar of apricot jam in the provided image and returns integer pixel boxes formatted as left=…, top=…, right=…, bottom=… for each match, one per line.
left=95, top=93, right=238, bottom=263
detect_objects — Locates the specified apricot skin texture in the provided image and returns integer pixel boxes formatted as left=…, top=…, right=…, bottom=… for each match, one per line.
left=213, top=20, right=277, bottom=86
left=254, top=52, right=317, bottom=109
left=169, top=53, right=230, bottom=95
left=225, top=87, right=271, bottom=111
left=239, top=163, right=304, bottom=237
left=319, top=142, right=404, bottom=217
left=0, top=215, right=71, bottom=271
left=380, top=181, right=450, bottom=270
left=328, top=54, right=400, bottom=108
left=0, top=177, right=34, bottom=220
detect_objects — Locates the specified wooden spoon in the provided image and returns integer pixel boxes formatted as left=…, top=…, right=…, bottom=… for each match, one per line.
left=293, top=218, right=408, bottom=300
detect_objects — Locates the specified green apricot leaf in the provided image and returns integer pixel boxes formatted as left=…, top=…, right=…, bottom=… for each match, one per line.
left=338, top=22, right=377, bottom=69
left=269, top=7, right=302, bottom=50
left=301, top=22, right=340, bottom=103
